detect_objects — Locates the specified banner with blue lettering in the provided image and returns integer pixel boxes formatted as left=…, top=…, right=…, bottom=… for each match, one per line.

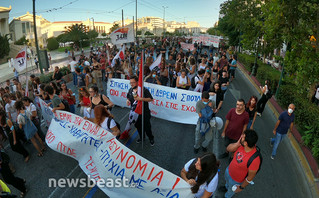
left=107, top=79, right=201, bottom=125
left=46, top=111, right=193, bottom=198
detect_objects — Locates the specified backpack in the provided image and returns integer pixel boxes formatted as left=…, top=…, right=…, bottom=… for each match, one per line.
left=247, top=146, right=263, bottom=175
left=61, top=99, right=70, bottom=112
left=191, top=75, right=199, bottom=88
left=199, top=105, right=215, bottom=135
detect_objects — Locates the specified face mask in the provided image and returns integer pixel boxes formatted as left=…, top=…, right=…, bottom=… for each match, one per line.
left=288, top=108, right=293, bottom=114
left=203, top=101, right=208, bottom=105
left=152, top=74, right=156, bottom=78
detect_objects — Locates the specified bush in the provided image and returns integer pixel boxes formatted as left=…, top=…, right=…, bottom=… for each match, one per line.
left=60, top=66, right=70, bottom=76
left=47, top=38, right=59, bottom=51
left=81, top=40, right=90, bottom=47
left=14, top=36, right=29, bottom=45
left=39, top=72, right=53, bottom=84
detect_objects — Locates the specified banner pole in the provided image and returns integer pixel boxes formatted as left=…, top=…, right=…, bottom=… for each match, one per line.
left=141, top=49, right=144, bottom=149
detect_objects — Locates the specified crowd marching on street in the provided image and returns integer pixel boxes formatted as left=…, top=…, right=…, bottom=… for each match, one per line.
left=0, top=36, right=297, bottom=198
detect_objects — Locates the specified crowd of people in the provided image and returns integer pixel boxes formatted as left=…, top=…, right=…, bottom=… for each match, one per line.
left=0, top=37, right=296, bottom=198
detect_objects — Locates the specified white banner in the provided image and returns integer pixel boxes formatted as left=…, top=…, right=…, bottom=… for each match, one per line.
left=13, top=47, right=27, bottom=72
left=107, top=79, right=201, bottom=125
left=192, top=35, right=221, bottom=48
left=39, top=98, right=54, bottom=127
left=46, top=111, right=193, bottom=198
left=180, top=42, right=194, bottom=51
left=110, top=24, right=135, bottom=45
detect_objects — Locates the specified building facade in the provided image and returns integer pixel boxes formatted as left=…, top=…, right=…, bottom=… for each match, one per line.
left=0, top=6, right=11, bottom=37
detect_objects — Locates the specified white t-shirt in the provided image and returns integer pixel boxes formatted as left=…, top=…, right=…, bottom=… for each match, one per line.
left=184, top=158, right=219, bottom=198
left=84, top=61, right=91, bottom=66
left=315, top=87, right=319, bottom=100
left=213, top=56, right=219, bottom=65
left=263, top=85, right=269, bottom=95
left=69, top=60, right=78, bottom=72
left=26, top=103, right=37, bottom=118
left=100, top=117, right=116, bottom=131
left=5, top=100, right=17, bottom=122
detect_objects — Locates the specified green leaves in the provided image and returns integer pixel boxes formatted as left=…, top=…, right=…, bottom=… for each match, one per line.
left=0, top=34, right=10, bottom=59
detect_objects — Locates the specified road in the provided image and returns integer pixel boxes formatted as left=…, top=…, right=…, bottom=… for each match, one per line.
left=3, top=50, right=313, bottom=198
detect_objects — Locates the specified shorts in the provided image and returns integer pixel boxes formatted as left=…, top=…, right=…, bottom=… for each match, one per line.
left=229, top=69, right=235, bottom=78
left=224, top=136, right=237, bottom=147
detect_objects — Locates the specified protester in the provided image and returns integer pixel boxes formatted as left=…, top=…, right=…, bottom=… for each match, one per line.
left=220, top=99, right=249, bottom=159
left=223, top=129, right=261, bottom=198
left=209, top=81, right=224, bottom=113
left=159, top=59, right=169, bottom=86
left=15, top=101, right=46, bottom=157
left=49, top=81, right=60, bottom=95
left=2, top=94, right=17, bottom=123
left=194, top=91, right=216, bottom=153
left=246, top=96, right=258, bottom=129
left=219, top=70, right=229, bottom=93
left=22, top=97, right=45, bottom=140
left=68, top=57, right=78, bottom=86
left=89, top=104, right=120, bottom=137
left=91, top=58, right=103, bottom=91
left=44, top=85, right=65, bottom=113
left=60, top=83, right=76, bottom=114
left=145, top=70, right=161, bottom=85
left=181, top=153, right=219, bottom=198
left=176, top=70, right=191, bottom=90
left=270, top=104, right=295, bottom=160
left=78, top=87, right=91, bottom=116
left=0, top=152, right=27, bottom=197
left=52, top=66, right=63, bottom=85
left=229, top=55, right=237, bottom=82
left=89, top=85, right=114, bottom=114
left=0, top=110, right=30, bottom=162
left=126, top=75, right=155, bottom=146
left=193, top=69, right=206, bottom=92
left=83, top=67, right=94, bottom=88
left=256, top=80, right=271, bottom=116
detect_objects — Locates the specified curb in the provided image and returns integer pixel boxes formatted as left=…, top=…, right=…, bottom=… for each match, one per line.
left=237, top=61, right=319, bottom=197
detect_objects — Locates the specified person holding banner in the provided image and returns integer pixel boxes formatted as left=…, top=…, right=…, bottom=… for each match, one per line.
left=145, top=70, right=161, bottom=85
left=127, top=75, right=155, bottom=146
left=89, top=85, right=114, bottom=114
left=181, top=152, right=219, bottom=198
left=176, top=70, right=191, bottom=90
left=44, top=85, right=65, bottom=113
left=78, top=87, right=91, bottom=116
left=15, top=101, right=46, bottom=157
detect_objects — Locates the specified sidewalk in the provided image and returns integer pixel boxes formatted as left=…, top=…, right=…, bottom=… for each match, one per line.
left=237, top=61, right=319, bottom=196
left=0, top=48, right=90, bottom=87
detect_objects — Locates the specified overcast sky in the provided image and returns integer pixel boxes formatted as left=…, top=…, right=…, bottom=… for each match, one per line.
left=1, top=0, right=225, bottom=27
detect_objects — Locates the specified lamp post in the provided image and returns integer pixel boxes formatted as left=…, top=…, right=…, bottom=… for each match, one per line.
left=32, top=0, right=43, bottom=74
left=162, top=6, right=168, bottom=37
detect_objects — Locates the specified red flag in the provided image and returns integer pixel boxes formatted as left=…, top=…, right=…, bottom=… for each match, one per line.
left=135, top=52, right=143, bottom=115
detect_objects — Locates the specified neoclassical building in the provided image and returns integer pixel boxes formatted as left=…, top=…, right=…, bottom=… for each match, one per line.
left=0, top=6, right=11, bottom=37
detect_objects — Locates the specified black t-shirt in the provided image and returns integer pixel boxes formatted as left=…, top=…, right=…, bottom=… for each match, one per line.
left=219, top=76, right=229, bottom=84
left=127, top=87, right=153, bottom=116
left=246, top=106, right=257, bottom=119
left=54, top=71, right=63, bottom=81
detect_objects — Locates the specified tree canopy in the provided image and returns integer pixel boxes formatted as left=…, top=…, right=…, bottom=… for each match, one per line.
left=0, top=34, right=10, bottom=59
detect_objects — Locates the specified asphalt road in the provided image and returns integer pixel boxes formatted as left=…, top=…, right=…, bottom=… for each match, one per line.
left=3, top=50, right=313, bottom=198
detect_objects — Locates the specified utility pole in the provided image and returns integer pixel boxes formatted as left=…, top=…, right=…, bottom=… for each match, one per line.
left=91, top=17, right=95, bottom=30
left=122, top=9, right=124, bottom=27
left=162, top=6, right=168, bottom=38
left=135, top=0, right=138, bottom=42
left=32, top=0, right=43, bottom=74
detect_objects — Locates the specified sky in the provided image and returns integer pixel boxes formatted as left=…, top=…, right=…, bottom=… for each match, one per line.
left=1, top=0, right=225, bottom=27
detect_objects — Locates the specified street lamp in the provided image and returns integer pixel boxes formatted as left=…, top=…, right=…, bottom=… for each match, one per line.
left=91, top=17, right=95, bottom=31
left=162, top=6, right=168, bottom=37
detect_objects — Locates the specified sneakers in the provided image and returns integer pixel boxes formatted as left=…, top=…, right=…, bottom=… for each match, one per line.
left=136, top=139, right=142, bottom=144
left=271, top=155, right=275, bottom=160
left=150, top=140, right=155, bottom=146
left=269, top=138, right=273, bottom=147
left=257, top=112, right=261, bottom=117
left=194, top=148, right=199, bottom=154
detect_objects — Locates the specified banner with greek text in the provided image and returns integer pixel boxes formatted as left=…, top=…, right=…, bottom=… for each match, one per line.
left=180, top=42, right=194, bottom=51
left=39, top=98, right=54, bottom=127
left=107, top=79, right=201, bottom=125
left=46, top=111, right=193, bottom=198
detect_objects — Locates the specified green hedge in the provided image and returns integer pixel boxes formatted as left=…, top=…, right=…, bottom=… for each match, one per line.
left=38, top=66, right=70, bottom=84
left=47, top=38, right=59, bottom=51
left=239, top=54, right=319, bottom=159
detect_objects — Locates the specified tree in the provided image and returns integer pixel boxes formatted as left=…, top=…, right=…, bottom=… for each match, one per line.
left=0, top=34, right=10, bottom=59
left=109, top=24, right=120, bottom=34
left=101, top=32, right=107, bottom=37
left=144, top=31, right=154, bottom=36
left=207, top=27, right=223, bottom=36
left=47, top=37, right=59, bottom=51
left=14, top=35, right=29, bottom=45
left=87, top=30, right=99, bottom=42
left=136, top=30, right=142, bottom=35
left=56, top=33, right=68, bottom=47
left=64, top=23, right=88, bottom=47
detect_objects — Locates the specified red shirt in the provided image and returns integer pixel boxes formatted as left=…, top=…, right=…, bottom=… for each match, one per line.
left=225, top=108, right=249, bottom=140
left=82, top=96, right=90, bottom=106
left=100, top=58, right=106, bottom=70
left=229, top=146, right=260, bottom=183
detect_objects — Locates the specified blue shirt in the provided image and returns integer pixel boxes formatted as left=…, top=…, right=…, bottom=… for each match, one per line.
left=230, top=59, right=237, bottom=70
left=277, top=111, right=294, bottom=134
